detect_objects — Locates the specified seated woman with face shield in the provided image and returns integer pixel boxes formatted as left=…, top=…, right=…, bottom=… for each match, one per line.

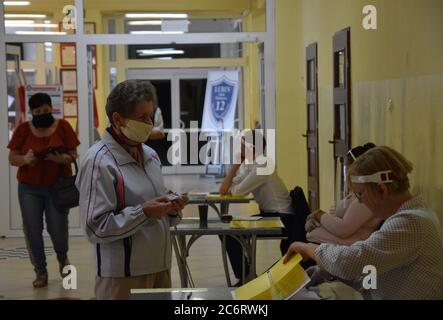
left=76, top=80, right=188, bottom=300
left=305, top=143, right=382, bottom=246
left=284, top=146, right=443, bottom=299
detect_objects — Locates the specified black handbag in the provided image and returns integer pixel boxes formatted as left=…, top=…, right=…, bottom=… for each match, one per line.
left=52, top=157, right=79, bottom=211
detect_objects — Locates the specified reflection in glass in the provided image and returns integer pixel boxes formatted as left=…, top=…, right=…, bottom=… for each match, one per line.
left=128, top=43, right=221, bottom=60
left=307, top=60, right=315, bottom=90
left=308, top=149, right=316, bottom=177
left=179, top=79, right=207, bottom=128
left=308, top=104, right=315, bottom=132
left=338, top=50, right=345, bottom=87
left=3, top=1, right=75, bottom=35
left=334, top=104, right=346, bottom=140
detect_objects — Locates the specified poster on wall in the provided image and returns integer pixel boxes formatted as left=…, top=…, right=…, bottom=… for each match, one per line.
left=63, top=95, right=78, bottom=118
left=25, top=85, right=64, bottom=120
left=201, top=70, right=239, bottom=132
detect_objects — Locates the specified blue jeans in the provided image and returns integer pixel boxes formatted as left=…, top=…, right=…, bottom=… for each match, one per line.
left=18, top=182, right=69, bottom=276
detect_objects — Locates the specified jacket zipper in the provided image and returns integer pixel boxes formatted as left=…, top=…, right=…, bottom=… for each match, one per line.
left=142, top=163, right=169, bottom=268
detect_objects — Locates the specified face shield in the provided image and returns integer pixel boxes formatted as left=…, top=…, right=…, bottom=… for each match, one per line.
left=351, top=170, right=396, bottom=184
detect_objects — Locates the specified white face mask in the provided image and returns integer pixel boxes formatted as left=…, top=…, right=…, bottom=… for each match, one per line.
left=121, top=119, right=153, bottom=143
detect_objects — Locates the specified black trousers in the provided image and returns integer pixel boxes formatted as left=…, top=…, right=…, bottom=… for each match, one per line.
left=224, top=212, right=281, bottom=281
left=225, top=208, right=315, bottom=281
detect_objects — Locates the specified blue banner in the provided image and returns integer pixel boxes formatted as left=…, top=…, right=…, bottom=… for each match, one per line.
left=211, top=78, right=235, bottom=121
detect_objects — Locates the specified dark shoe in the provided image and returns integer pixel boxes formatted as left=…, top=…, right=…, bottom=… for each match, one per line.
left=32, top=274, right=48, bottom=288
left=59, top=258, right=70, bottom=278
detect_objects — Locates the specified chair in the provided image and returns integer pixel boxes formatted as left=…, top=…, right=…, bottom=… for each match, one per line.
left=250, top=187, right=313, bottom=282
left=280, top=186, right=311, bottom=255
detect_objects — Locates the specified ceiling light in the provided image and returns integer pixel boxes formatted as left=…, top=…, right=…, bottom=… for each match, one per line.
left=6, top=22, right=58, bottom=28
left=44, top=42, right=52, bottom=46
left=136, top=48, right=184, bottom=56
left=155, top=57, right=173, bottom=60
left=130, top=30, right=184, bottom=35
left=5, top=14, right=46, bottom=18
left=44, top=48, right=52, bottom=52
left=127, top=20, right=162, bottom=26
left=125, top=13, right=188, bottom=19
left=4, top=1, right=31, bottom=6
left=15, top=31, right=67, bottom=35
left=4, top=20, right=34, bottom=24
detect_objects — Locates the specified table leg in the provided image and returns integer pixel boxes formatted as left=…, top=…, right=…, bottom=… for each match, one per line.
left=237, top=235, right=258, bottom=283
left=220, top=202, right=229, bottom=216
left=241, top=235, right=246, bottom=284
left=208, top=203, right=221, bottom=218
left=248, top=235, right=258, bottom=282
left=172, top=234, right=188, bottom=288
left=221, top=235, right=232, bottom=287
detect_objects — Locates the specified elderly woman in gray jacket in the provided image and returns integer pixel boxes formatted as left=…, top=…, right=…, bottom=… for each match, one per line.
left=284, top=146, right=443, bottom=300
left=76, top=80, right=187, bottom=299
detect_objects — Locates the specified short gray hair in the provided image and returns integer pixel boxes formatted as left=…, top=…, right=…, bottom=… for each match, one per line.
left=106, top=79, right=157, bottom=126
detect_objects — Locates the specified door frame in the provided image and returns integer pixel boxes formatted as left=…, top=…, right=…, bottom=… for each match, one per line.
left=332, top=27, right=351, bottom=201
left=305, top=42, right=319, bottom=211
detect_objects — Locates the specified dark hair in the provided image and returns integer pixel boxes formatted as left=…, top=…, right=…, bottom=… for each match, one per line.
left=347, top=142, right=376, bottom=164
left=28, top=93, right=52, bottom=110
left=252, top=129, right=266, bottom=148
left=242, top=129, right=267, bottom=149
left=105, top=80, right=157, bottom=126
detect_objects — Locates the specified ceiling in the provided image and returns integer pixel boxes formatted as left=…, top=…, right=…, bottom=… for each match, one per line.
left=3, top=0, right=265, bottom=17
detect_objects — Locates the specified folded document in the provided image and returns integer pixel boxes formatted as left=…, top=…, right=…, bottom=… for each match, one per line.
left=233, top=254, right=310, bottom=300
left=229, top=218, right=283, bottom=229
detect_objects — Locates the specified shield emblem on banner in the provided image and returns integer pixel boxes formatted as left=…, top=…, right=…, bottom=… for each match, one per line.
left=211, top=78, right=235, bottom=121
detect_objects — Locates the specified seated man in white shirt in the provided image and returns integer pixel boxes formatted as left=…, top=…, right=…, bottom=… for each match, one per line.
left=148, top=105, right=165, bottom=141
left=219, top=130, right=294, bottom=285
left=144, top=91, right=167, bottom=164
left=142, top=81, right=165, bottom=142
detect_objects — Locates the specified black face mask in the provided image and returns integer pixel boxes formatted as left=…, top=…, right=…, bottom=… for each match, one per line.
left=32, top=113, right=55, bottom=128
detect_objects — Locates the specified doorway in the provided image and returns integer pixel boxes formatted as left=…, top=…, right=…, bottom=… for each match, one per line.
left=126, top=68, right=243, bottom=174
left=332, top=28, right=351, bottom=201
left=305, top=43, right=319, bottom=211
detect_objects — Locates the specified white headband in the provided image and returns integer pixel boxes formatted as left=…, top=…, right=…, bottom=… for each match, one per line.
left=351, top=170, right=396, bottom=184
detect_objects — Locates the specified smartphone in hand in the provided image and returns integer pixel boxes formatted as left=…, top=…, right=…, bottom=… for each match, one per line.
left=166, top=193, right=180, bottom=201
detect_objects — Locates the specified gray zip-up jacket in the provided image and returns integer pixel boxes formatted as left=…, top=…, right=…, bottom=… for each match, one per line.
left=76, top=130, right=181, bottom=277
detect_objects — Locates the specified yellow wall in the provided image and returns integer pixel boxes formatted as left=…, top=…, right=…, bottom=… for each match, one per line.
left=276, top=0, right=443, bottom=220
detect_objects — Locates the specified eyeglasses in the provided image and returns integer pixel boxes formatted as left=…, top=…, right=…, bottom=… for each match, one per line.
left=353, top=189, right=365, bottom=201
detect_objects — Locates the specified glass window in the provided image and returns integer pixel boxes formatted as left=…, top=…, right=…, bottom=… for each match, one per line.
left=307, top=59, right=315, bottom=90
left=84, top=0, right=266, bottom=34
left=128, top=43, right=222, bottom=60
left=179, top=78, right=207, bottom=128
left=334, top=104, right=346, bottom=140
left=3, top=0, right=75, bottom=35
left=334, top=50, right=345, bottom=88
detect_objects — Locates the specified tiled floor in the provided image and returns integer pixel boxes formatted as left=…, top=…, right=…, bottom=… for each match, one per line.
left=0, top=235, right=284, bottom=299
left=0, top=175, right=361, bottom=300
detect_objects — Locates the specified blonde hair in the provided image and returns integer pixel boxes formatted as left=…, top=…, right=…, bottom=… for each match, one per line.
left=347, top=146, right=414, bottom=193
